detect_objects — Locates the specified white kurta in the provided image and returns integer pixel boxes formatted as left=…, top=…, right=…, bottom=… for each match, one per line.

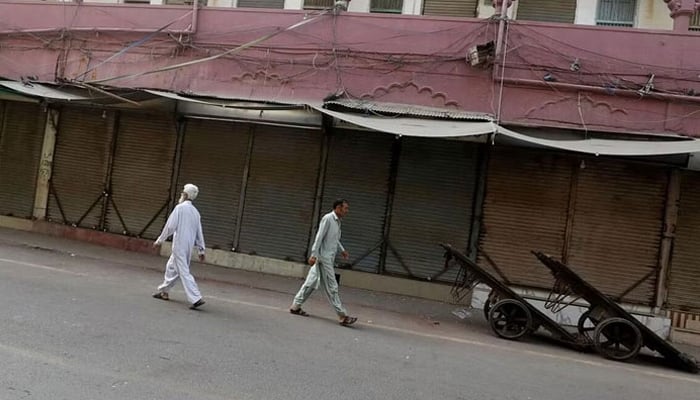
left=154, top=200, right=206, bottom=304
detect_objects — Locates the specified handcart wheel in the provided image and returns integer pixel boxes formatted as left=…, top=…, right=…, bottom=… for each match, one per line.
left=577, top=310, right=597, bottom=339
left=488, top=299, right=533, bottom=340
left=483, top=289, right=499, bottom=321
left=593, top=317, right=642, bottom=361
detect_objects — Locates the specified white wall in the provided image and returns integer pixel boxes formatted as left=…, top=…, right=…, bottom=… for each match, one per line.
left=575, top=0, right=598, bottom=25
left=403, top=0, right=423, bottom=15
left=208, top=0, right=234, bottom=7
left=477, top=0, right=515, bottom=19
left=284, top=0, right=303, bottom=9
left=348, top=0, right=370, bottom=12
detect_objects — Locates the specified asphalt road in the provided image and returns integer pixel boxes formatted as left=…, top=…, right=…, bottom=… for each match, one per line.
left=1, top=238, right=698, bottom=400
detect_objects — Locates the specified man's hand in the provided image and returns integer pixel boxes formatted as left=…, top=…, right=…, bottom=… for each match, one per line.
left=198, top=254, right=206, bottom=262
left=308, top=256, right=317, bottom=266
left=341, top=251, right=349, bottom=260
left=153, top=241, right=162, bottom=250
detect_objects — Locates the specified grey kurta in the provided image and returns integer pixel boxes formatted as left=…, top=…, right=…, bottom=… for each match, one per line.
left=293, top=211, right=348, bottom=316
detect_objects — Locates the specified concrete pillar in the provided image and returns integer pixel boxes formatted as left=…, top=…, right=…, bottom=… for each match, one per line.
left=664, top=0, right=699, bottom=31
left=33, top=109, right=59, bottom=220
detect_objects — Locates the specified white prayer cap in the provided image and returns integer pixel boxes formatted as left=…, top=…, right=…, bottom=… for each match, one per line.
left=183, top=184, right=199, bottom=201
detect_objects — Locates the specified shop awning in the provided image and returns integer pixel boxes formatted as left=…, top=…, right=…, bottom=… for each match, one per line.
left=497, top=126, right=700, bottom=156
left=310, top=105, right=496, bottom=138
left=146, top=89, right=321, bottom=128
left=0, top=80, right=94, bottom=101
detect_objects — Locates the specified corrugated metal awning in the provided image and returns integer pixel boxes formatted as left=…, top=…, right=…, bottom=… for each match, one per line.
left=497, top=126, right=700, bottom=156
left=0, top=80, right=95, bottom=101
left=310, top=104, right=496, bottom=138
left=146, top=89, right=321, bottom=129
left=324, top=98, right=493, bottom=121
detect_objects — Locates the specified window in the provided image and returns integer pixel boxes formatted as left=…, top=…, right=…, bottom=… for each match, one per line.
left=422, top=0, right=478, bottom=18
left=691, top=10, right=700, bottom=31
left=370, top=0, right=403, bottom=14
left=596, top=0, right=636, bottom=27
left=237, top=0, right=285, bottom=8
left=515, top=0, right=576, bottom=24
left=164, top=0, right=206, bottom=4
left=304, top=0, right=334, bottom=9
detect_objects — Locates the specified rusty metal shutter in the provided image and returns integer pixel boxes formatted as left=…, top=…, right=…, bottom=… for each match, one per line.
left=423, top=0, right=478, bottom=17
left=237, top=126, right=322, bottom=262
left=106, top=113, right=177, bottom=239
left=237, top=0, right=284, bottom=8
left=516, top=0, right=577, bottom=24
left=321, top=129, right=393, bottom=273
left=667, top=171, right=700, bottom=310
left=567, top=160, right=667, bottom=305
left=384, top=138, right=479, bottom=282
left=478, top=148, right=571, bottom=288
left=48, top=108, right=112, bottom=229
left=0, top=101, right=44, bottom=218
left=176, top=119, right=251, bottom=251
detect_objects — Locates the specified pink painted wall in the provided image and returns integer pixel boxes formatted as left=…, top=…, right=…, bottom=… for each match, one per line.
left=0, top=2, right=699, bottom=137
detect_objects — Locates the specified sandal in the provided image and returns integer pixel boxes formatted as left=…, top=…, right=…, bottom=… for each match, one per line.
left=339, top=316, right=358, bottom=326
left=152, top=292, right=169, bottom=301
left=290, top=308, right=309, bottom=317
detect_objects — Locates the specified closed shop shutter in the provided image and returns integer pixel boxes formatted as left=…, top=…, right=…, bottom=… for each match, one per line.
left=106, top=113, right=177, bottom=239
left=516, top=0, right=577, bottom=24
left=384, top=138, right=479, bottom=282
left=176, top=119, right=251, bottom=251
left=0, top=101, right=44, bottom=218
left=567, top=160, right=667, bottom=305
left=478, top=148, right=572, bottom=288
left=667, top=171, right=700, bottom=311
left=423, top=0, right=478, bottom=18
left=321, top=129, right=393, bottom=273
left=48, top=108, right=112, bottom=229
left=237, top=126, right=322, bottom=262
left=237, top=0, right=284, bottom=8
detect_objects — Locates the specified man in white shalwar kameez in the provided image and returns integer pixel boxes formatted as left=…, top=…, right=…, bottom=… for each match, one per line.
left=152, top=184, right=206, bottom=310
left=290, top=199, right=357, bottom=326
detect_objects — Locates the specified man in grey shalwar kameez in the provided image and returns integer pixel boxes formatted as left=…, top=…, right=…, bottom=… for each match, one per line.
left=152, top=184, right=206, bottom=310
left=290, top=199, right=357, bottom=326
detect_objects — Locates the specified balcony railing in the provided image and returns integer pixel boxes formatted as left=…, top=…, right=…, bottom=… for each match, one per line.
left=370, top=0, right=403, bottom=14
left=304, top=0, right=334, bottom=9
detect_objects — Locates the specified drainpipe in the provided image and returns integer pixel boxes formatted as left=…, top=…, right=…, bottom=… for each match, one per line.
left=664, top=0, right=699, bottom=32
left=191, top=0, right=199, bottom=34
left=493, top=0, right=513, bottom=60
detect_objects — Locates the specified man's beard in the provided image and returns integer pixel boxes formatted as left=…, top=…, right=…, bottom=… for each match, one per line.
left=178, top=193, right=187, bottom=204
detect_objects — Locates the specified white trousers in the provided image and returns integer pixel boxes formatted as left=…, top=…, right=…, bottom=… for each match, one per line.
left=293, top=261, right=347, bottom=316
left=157, top=253, right=202, bottom=304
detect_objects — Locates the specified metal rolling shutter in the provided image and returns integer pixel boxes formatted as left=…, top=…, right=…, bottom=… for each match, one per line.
left=384, top=138, right=479, bottom=282
left=176, top=119, right=251, bottom=251
left=567, top=160, right=667, bottom=305
left=237, top=126, right=322, bottom=262
left=106, top=113, right=177, bottom=239
left=0, top=101, right=44, bottom=218
left=48, top=108, right=112, bottom=228
left=321, top=129, right=393, bottom=273
left=478, top=148, right=571, bottom=288
left=237, top=0, right=284, bottom=8
left=667, top=171, right=700, bottom=311
left=423, top=0, right=478, bottom=17
left=516, top=0, right=577, bottom=24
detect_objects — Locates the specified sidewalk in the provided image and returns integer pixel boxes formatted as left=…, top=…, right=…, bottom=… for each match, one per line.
left=2, top=226, right=699, bottom=362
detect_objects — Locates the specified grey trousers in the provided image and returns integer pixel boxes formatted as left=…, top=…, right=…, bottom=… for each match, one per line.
left=293, top=261, right=347, bottom=317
